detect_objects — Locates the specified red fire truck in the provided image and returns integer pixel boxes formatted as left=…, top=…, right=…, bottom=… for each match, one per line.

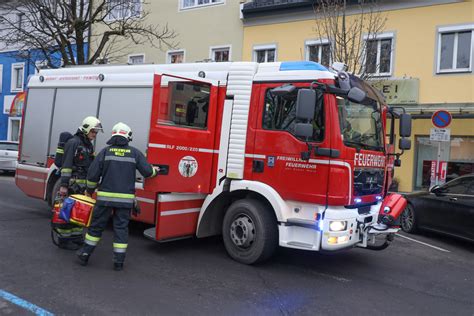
left=16, top=61, right=412, bottom=264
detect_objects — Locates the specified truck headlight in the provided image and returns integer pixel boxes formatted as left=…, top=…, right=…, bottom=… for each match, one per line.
left=329, top=221, right=347, bottom=232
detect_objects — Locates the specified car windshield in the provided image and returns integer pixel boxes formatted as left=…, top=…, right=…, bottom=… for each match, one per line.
left=0, top=143, right=19, bottom=151
left=437, top=176, right=473, bottom=194
left=337, top=98, right=383, bottom=151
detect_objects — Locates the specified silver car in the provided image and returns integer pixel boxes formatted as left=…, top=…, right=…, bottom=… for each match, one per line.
left=0, top=141, right=19, bottom=173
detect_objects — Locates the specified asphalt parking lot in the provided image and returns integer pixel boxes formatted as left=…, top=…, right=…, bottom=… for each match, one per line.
left=0, top=173, right=473, bottom=315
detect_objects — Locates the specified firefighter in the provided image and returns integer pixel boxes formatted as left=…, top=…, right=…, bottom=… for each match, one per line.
left=77, top=122, right=158, bottom=271
left=57, top=116, right=103, bottom=250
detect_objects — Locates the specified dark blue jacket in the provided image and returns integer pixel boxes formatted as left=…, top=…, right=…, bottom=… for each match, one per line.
left=60, top=129, right=94, bottom=187
left=86, top=136, right=156, bottom=208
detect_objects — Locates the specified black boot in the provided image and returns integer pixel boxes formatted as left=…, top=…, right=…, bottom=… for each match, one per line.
left=76, top=251, right=90, bottom=266
left=59, top=239, right=82, bottom=250
left=113, top=262, right=123, bottom=271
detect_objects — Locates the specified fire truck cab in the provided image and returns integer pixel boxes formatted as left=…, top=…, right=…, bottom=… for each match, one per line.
left=16, top=61, right=411, bottom=264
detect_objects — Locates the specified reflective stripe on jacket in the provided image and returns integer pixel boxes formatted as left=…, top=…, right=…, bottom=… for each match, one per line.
left=60, top=130, right=94, bottom=187
left=86, top=137, right=156, bottom=208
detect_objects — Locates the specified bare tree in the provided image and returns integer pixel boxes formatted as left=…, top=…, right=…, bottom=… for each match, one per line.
left=312, top=0, right=388, bottom=78
left=0, top=0, right=178, bottom=68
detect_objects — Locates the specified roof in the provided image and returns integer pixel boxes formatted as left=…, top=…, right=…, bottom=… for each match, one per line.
left=241, top=0, right=360, bottom=18
left=27, top=61, right=336, bottom=88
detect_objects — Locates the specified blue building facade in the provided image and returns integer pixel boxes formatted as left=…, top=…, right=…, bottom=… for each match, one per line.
left=0, top=45, right=88, bottom=141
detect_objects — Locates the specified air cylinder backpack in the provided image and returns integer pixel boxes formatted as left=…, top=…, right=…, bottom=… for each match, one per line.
left=54, top=131, right=73, bottom=168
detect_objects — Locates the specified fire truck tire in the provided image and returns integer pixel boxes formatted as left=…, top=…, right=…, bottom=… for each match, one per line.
left=49, top=178, right=62, bottom=207
left=222, top=199, right=278, bottom=264
left=400, top=204, right=417, bottom=233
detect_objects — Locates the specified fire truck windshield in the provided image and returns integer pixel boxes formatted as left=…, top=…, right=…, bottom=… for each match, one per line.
left=337, top=98, right=384, bottom=151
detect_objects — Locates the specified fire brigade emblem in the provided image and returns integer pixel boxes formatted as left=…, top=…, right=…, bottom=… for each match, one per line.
left=178, top=156, right=198, bottom=178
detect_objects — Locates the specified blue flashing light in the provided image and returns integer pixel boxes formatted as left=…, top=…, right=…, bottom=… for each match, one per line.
left=354, top=198, right=362, bottom=203
left=376, top=196, right=383, bottom=201
left=318, top=220, right=324, bottom=231
left=280, top=61, right=328, bottom=72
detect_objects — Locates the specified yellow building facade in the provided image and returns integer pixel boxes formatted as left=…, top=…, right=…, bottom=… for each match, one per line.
left=242, top=0, right=474, bottom=192
left=91, top=0, right=245, bottom=65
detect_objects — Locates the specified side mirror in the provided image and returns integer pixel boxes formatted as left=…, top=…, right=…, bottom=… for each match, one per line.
left=430, top=185, right=441, bottom=194
left=399, top=138, right=411, bottom=150
left=399, top=113, right=412, bottom=137
left=347, top=87, right=366, bottom=103
left=294, top=123, right=313, bottom=138
left=296, top=89, right=316, bottom=121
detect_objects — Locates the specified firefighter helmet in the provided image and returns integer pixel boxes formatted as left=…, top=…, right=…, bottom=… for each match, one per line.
left=111, top=122, right=133, bottom=141
left=80, top=116, right=103, bottom=134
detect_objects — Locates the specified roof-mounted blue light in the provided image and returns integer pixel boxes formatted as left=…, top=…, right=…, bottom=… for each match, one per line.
left=280, top=61, right=328, bottom=72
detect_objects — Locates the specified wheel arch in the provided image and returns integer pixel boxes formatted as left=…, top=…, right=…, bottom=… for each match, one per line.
left=196, top=180, right=287, bottom=238
left=401, top=200, right=418, bottom=232
left=45, top=167, right=60, bottom=204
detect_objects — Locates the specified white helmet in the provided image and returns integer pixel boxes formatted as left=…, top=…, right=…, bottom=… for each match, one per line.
left=111, top=122, right=133, bottom=141
left=80, top=116, right=103, bottom=134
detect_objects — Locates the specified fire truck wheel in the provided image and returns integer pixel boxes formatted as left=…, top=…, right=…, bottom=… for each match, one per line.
left=222, top=199, right=278, bottom=264
left=400, top=204, right=417, bottom=233
left=49, top=178, right=62, bottom=207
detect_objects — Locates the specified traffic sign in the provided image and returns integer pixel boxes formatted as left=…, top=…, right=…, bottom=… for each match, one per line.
left=432, top=110, right=452, bottom=128
left=430, top=128, right=451, bottom=142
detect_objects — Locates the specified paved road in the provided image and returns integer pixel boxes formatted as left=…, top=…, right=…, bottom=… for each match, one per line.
left=0, top=174, right=473, bottom=315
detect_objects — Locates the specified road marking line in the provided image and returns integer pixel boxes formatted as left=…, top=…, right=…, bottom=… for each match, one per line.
left=396, top=233, right=451, bottom=253
left=0, top=289, right=54, bottom=316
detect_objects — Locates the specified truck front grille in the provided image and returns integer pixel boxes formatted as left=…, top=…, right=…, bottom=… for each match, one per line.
left=353, top=168, right=384, bottom=196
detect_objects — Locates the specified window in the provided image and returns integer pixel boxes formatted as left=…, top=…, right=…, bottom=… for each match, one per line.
left=7, top=118, right=21, bottom=142
left=11, top=63, right=25, bottom=92
left=415, top=136, right=474, bottom=189
left=128, top=54, right=145, bottom=64
left=0, top=65, right=3, bottom=93
left=337, top=98, right=383, bottom=151
left=253, top=45, right=277, bottom=63
left=210, top=46, right=230, bottom=62
left=0, top=142, right=19, bottom=151
left=466, top=179, right=474, bottom=195
left=364, top=33, right=394, bottom=76
left=106, top=0, right=141, bottom=20
left=167, top=50, right=185, bottom=64
left=439, top=178, right=470, bottom=195
left=262, top=87, right=324, bottom=142
left=437, top=25, right=473, bottom=73
left=181, top=0, right=223, bottom=10
left=306, top=40, right=331, bottom=67
left=158, top=81, right=210, bottom=129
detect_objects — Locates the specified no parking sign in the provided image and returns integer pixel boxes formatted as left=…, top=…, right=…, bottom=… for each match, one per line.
left=430, top=110, right=451, bottom=186
left=432, top=110, right=452, bottom=128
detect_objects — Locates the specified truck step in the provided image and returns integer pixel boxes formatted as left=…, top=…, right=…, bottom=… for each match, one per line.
left=143, top=227, right=194, bottom=243
left=143, top=227, right=156, bottom=241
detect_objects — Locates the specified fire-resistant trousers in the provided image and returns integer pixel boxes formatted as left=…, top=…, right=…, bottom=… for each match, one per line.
left=82, top=205, right=131, bottom=263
